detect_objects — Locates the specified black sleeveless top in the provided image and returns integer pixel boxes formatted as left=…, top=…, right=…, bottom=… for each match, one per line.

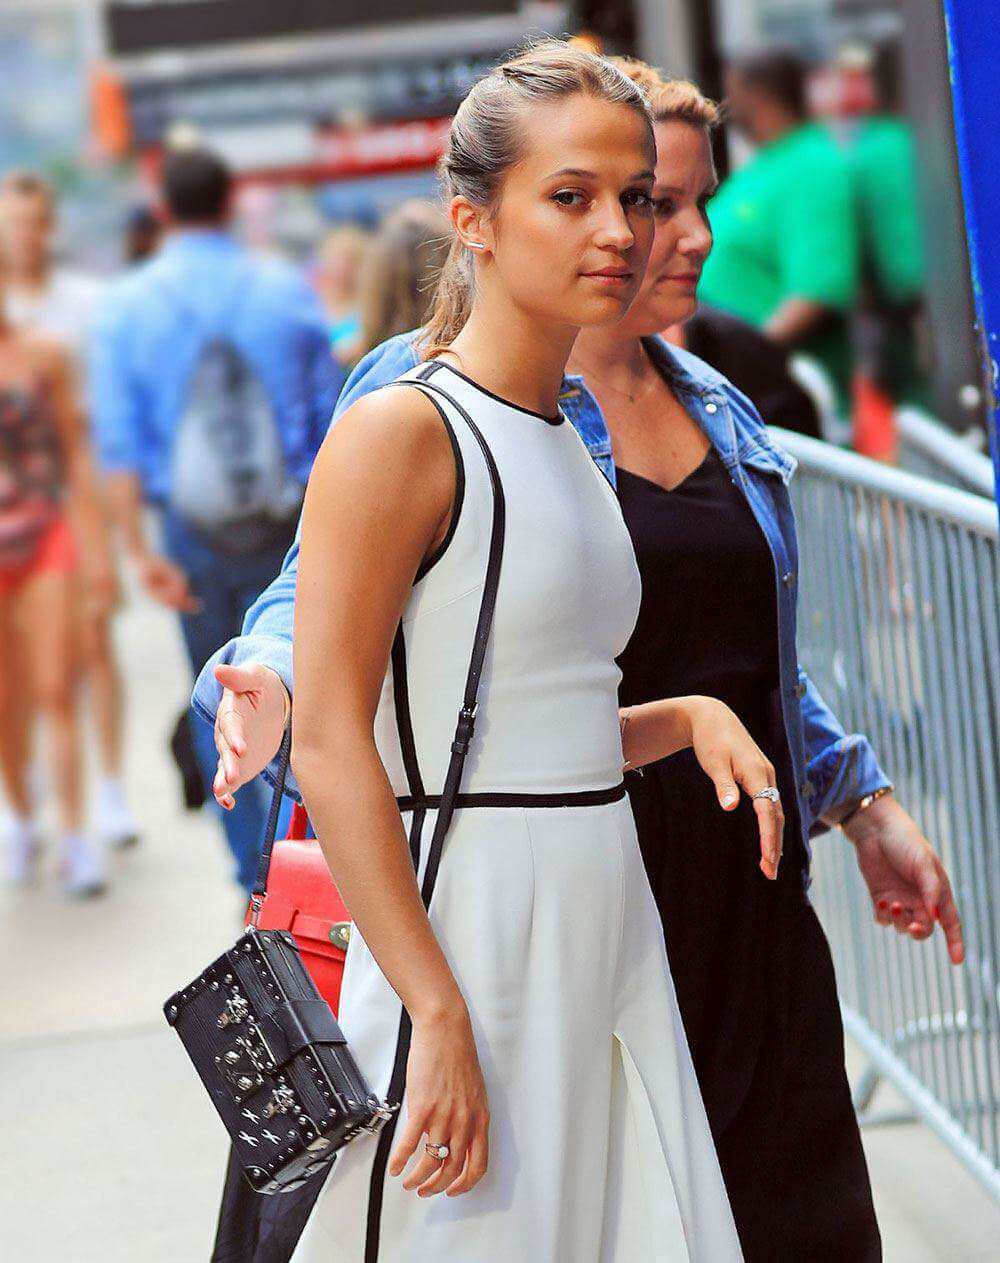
left=615, top=445, right=805, bottom=1134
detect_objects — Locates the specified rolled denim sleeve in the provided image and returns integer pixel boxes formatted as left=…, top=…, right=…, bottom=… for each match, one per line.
left=799, top=667, right=892, bottom=835
left=189, top=331, right=422, bottom=802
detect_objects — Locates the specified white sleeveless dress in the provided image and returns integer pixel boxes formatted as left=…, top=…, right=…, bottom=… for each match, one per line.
left=290, top=362, right=742, bottom=1262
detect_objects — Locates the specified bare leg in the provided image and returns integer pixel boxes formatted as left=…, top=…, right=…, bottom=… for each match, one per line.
left=78, top=606, right=123, bottom=776
left=0, top=590, right=34, bottom=819
left=16, top=567, right=82, bottom=836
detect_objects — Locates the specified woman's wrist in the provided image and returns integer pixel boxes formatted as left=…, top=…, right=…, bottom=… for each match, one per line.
left=407, top=984, right=470, bottom=1029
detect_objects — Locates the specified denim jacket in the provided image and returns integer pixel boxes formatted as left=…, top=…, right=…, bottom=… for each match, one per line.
left=192, top=330, right=890, bottom=862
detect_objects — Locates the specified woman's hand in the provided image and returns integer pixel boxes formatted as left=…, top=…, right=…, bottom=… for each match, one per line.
left=212, top=662, right=289, bottom=808
left=687, top=697, right=785, bottom=880
left=388, top=1004, right=490, bottom=1198
left=843, top=793, right=965, bottom=964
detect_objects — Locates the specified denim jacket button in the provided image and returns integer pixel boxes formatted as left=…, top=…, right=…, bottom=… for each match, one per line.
left=705, top=402, right=718, bottom=414
left=782, top=571, right=796, bottom=587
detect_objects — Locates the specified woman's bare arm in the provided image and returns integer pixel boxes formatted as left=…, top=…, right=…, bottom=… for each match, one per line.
left=292, top=384, right=489, bottom=1196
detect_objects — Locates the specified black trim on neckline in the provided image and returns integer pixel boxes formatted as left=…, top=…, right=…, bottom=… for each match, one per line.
left=433, top=361, right=565, bottom=425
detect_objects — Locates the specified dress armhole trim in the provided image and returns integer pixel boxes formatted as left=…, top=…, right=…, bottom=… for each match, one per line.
left=412, top=391, right=465, bottom=584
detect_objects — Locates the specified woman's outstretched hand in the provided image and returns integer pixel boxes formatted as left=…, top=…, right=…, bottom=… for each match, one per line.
left=687, top=697, right=785, bottom=880
left=388, top=1004, right=490, bottom=1198
left=843, top=793, right=965, bottom=964
left=212, top=662, right=289, bottom=809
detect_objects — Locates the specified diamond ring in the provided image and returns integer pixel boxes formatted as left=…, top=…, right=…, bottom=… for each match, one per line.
left=424, top=1141, right=450, bottom=1161
left=752, top=786, right=781, bottom=803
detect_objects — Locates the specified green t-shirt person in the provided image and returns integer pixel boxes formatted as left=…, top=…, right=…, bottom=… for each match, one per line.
left=848, top=114, right=926, bottom=405
left=699, top=121, right=859, bottom=411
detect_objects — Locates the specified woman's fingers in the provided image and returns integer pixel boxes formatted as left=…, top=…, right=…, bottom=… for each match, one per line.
left=388, top=1108, right=427, bottom=1179
left=416, top=1121, right=470, bottom=1196
left=914, top=857, right=965, bottom=965
left=732, top=755, right=783, bottom=879
left=447, top=1125, right=489, bottom=1196
left=751, top=793, right=783, bottom=879
left=701, top=757, right=740, bottom=810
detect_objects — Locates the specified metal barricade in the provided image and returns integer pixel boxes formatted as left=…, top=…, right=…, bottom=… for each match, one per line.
left=896, top=406, right=996, bottom=498
left=770, top=427, right=1000, bottom=1201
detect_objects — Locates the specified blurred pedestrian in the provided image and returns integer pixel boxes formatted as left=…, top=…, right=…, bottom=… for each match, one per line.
left=90, top=144, right=340, bottom=893
left=123, top=203, right=161, bottom=265
left=0, top=262, right=115, bottom=895
left=356, top=200, right=448, bottom=358
left=0, top=170, right=141, bottom=853
left=699, top=49, right=859, bottom=416
left=312, top=222, right=368, bottom=365
left=848, top=40, right=927, bottom=412
left=664, top=303, right=822, bottom=437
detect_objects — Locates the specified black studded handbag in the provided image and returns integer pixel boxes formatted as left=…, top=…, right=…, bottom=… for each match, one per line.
left=164, top=371, right=505, bottom=1197
left=163, top=734, right=394, bottom=1195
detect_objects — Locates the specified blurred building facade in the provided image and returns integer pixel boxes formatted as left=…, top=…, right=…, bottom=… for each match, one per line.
left=0, top=0, right=987, bottom=435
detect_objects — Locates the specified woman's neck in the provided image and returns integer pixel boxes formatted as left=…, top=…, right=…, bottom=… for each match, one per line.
left=568, top=326, right=652, bottom=395
left=443, top=299, right=576, bottom=418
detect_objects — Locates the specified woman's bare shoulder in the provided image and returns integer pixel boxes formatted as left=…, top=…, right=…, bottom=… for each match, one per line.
left=319, top=381, right=454, bottom=476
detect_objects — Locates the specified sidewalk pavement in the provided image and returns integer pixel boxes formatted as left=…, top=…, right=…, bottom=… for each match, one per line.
left=2, top=579, right=998, bottom=1260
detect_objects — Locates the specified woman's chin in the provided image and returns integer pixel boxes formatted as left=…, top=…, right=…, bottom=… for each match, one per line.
left=627, top=293, right=696, bottom=336
left=573, top=290, right=644, bottom=328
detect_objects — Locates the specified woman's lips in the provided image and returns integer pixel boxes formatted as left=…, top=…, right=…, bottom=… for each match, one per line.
left=582, top=268, right=633, bottom=285
left=662, top=272, right=699, bottom=287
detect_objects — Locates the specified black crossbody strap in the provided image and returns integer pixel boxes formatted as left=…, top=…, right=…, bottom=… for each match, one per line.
left=395, top=377, right=505, bottom=905
left=250, top=370, right=504, bottom=913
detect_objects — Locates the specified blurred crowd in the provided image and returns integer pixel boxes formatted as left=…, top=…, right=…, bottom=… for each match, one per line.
left=0, top=39, right=930, bottom=901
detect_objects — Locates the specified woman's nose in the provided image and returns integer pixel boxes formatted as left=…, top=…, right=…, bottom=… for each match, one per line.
left=593, top=200, right=635, bottom=250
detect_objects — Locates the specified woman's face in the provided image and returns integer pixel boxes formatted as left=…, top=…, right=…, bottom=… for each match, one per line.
left=462, top=93, right=656, bottom=332
left=615, top=120, right=716, bottom=338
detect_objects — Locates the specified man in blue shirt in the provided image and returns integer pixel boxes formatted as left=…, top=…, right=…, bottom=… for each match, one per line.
left=90, top=145, right=342, bottom=891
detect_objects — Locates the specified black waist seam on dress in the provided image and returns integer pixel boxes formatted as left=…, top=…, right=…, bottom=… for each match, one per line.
left=396, top=783, right=626, bottom=811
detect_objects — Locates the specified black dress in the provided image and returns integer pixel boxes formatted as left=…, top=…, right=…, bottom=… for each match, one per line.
left=616, top=448, right=881, bottom=1261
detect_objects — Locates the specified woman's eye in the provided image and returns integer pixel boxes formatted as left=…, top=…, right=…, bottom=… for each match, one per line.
left=622, top=189, right=653, bottom=212
left=652, top=196, right=677, bottom=218
left=552, top=190, right=586, bottom=207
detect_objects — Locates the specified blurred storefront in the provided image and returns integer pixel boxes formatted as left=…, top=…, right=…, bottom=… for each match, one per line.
left=90, top=1, right=572, bottom=252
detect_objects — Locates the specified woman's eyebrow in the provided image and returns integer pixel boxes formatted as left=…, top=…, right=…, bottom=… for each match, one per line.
left=652, top=182, right=720, bottom=196
left=546, top=167, right=655, bottom=182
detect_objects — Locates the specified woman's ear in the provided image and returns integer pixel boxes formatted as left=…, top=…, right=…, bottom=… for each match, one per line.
left=450, top=196, right=492, bottom=256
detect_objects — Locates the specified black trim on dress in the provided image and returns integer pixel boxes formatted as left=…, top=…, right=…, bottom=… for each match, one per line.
left=433, top=361, right=565, bottom=425
left=412, top=393, right=465, bottom=584
left=396, top=783, right=627, bottom=811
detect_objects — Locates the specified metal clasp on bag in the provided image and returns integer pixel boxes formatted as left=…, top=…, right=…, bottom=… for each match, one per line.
left=248, top=894, right=263, bottom=930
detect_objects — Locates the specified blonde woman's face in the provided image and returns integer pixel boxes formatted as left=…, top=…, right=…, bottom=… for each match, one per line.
left=483, top=94, right=655, bottom=331
left=617, top=120, right=716, bottom=337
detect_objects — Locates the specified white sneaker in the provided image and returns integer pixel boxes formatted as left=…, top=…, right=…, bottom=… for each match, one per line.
left=3, top=817, right=42, bottom=885
left=60, top=832, right=108, bottom=899
left=96, top=778, right=141, bottom=851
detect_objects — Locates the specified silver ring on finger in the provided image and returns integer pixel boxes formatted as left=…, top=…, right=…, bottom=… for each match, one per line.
left=424, top=1141, right=450, bottom=1161
left=752, top=786, right=780, bottom=803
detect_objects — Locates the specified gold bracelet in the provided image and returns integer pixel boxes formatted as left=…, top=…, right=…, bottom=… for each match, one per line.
left=841, top=785, right=892, bottom=828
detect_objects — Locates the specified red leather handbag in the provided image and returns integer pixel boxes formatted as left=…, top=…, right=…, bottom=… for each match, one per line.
left=244, top=802, right=351, bottom=1014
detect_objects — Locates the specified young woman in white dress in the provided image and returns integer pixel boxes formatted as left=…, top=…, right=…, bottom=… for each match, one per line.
left=279, top=42, right=783, bottom=1261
